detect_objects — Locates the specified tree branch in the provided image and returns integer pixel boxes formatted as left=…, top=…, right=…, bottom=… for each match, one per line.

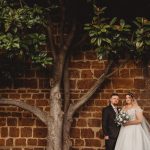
left=47, top=19, right=56, bottom=60
left=0, top=99, right=48, bottom=125
left=64, top=20, right=77, bottom=52
left=70, top=60, right=114, bottom=115
left=69, top=59, right=130, bottom=115
left=63, top=56, right=70, bottom=113
left=59, top=0, right=65, bottom=46
left=106, top=59, right=130, bottom=78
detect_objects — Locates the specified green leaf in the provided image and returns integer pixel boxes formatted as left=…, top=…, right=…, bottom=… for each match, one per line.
left=120, top=19, right=125, bottom=27
left=97, top=38, right=102, bottom=46
left=110, top=17, right=117, bottom=25
left=91, top=38, right=97, bottom=44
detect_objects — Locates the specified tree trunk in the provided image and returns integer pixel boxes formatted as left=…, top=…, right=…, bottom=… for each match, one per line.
left=63, top=114, right=73, bottom=150
left=47, top=85, right=64, bottom=150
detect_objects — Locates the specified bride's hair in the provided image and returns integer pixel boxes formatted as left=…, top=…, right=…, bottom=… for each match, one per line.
left=126, top=92, right=135, bottom=100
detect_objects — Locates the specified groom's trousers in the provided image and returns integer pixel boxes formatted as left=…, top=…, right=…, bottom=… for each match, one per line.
left=105, top=138, right=117, bottom=150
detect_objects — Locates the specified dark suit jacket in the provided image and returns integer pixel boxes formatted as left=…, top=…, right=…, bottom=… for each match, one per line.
left=102, top=105, right=120, bottom=139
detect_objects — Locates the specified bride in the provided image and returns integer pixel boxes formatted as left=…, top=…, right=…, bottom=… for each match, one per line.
left=115, top=92, right=150, bottom=150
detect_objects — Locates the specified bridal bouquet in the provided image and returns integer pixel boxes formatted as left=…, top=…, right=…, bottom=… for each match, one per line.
left=115, top=111, right=130, bottom=126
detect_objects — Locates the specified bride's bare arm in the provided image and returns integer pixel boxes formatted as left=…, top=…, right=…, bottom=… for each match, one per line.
left=124, top=108, right=143, bottom=126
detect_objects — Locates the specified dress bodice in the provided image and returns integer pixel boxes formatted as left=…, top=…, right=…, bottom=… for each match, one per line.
left=124, top=107, right=143, bottom=121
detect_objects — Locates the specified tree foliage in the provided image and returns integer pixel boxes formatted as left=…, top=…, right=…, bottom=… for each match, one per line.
left=85, top=6, right=150, bottom=62
left=0, top=0, right=52, bottom=67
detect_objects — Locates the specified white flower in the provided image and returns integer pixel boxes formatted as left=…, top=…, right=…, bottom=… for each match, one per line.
left=126, top=116, right=129, bottom=119
left=119, top=118, right=123, bottom=121
left=123, top=120, right=127, bottom=123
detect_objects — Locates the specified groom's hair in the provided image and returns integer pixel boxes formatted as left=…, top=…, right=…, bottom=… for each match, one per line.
left=110, top=93, right=119, bottom=98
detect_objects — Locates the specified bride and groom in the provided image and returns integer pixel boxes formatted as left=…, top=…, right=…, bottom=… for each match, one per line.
left=102, top=92, right=150, bottom=150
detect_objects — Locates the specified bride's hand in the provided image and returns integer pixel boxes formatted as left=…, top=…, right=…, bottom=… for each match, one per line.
left=123, top=122, right=129, bottom=126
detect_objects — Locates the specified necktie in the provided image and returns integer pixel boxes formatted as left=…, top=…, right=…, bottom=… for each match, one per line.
left=114, top=107, right=118, bottom=114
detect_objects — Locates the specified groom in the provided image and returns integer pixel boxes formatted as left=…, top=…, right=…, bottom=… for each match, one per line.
left=102, top=93, right=120, bottom=150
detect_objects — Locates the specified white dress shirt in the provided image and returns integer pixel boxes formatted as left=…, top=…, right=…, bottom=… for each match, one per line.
left=111, top=104, right=118, bottom=114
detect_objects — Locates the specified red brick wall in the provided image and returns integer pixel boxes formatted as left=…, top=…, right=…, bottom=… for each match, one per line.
left=0, top=51, right=150, bottom=150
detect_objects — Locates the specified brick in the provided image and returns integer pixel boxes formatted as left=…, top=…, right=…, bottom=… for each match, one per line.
left=82, top=106, right=100, bottom=112
left=36, top=120, right=46, bottom=127
left=9, top=127, right=19, bottom=137
left=6, top=138, right=13, bottom=146
left=81, top=128, right=94, bottom=138
left=17, top=89, right=27, bottom=93
left=77, top=79, right=96, bottom=89
left=24, top=148, right=33, bottom=150
left=88, top=119, right=101, bottom=127
left=91, top=61, right=104, bottom=69
left=85, top=139, right=101, bottom=147
left=70, top=80, right=76, bottom=89
left=93, top=112, right=102, bottom=118
left=34, top=148, right=45, bottom=150
left=7, top=107, right=17, bottom=111
left=101, top=93, right=112, bottom=99
left=27, top=139, right=37, bottom=145
left=45, top=93, right=50, bottom=99
left=27, top=90, right=39, bottom=93
left=9, top=94, right=20, bottom=99
left=81, top=148, right=95, bottom=150
left=26, top=100, right=35, bottom=105
left=70, top=128, right=80, bottom=138
left=0, top=118, right=6, bottom=126
left=112, top=78, right=134, bottom=89
left=126, top=61, right=135, bottom=68
left=70, top=61, right=91, bottom=69
left=94, top=70, right=104, bottom=78
left=96, top=129, right=104, bottom=138
left=32, top=94, right=44, bottom=99
left=12, top=112, right=22, bottom=117
left=7, top=118, right=17, bottom=126
left=70, top=70, right=80, bottom=78
left=76, top=119, right=87, bottom=127
left=81, top=70, right=93, bottom=78
left=0, top=112, right=11, bottom=117
left=21, top=127, right=32, bottom=137
left=36, top=100, right=49, bottom=106
left=95, top=100, right=108, bottom=106
left=85, top=51, right=97, bottom=60
left=119, top=69, right=130, bottom=77
left=33, top=128, right=47, bottom=138
left=38, top=139, right=47, bottom=146
left=18, top=118, right=34, bottom=126
left=21, top=94, right=31, bottom=98
left=0, top=94, right=8, bottom=98
left=75, top=139, right=84, bottom=146
left=134, top=79, right=145, bottom=89
left=0, top=107, right=5, bottom=111
left=15, top=139, right=26, bottom=146
left=1, top=127, right=8, bottom=137
left=130, top=69, right=143, bottom=77
left=0, top=139, right=5, bottom=146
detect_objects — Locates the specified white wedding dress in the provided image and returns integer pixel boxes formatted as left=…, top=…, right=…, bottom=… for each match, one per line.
left=115, top=107, right=150, bottom=150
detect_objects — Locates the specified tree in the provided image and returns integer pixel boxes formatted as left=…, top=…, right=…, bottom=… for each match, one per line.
left=0, top=0, right=150, bottom=150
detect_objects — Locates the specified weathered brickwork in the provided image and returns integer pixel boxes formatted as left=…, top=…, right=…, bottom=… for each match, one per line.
left=0, top=51, right=150, bottom=150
